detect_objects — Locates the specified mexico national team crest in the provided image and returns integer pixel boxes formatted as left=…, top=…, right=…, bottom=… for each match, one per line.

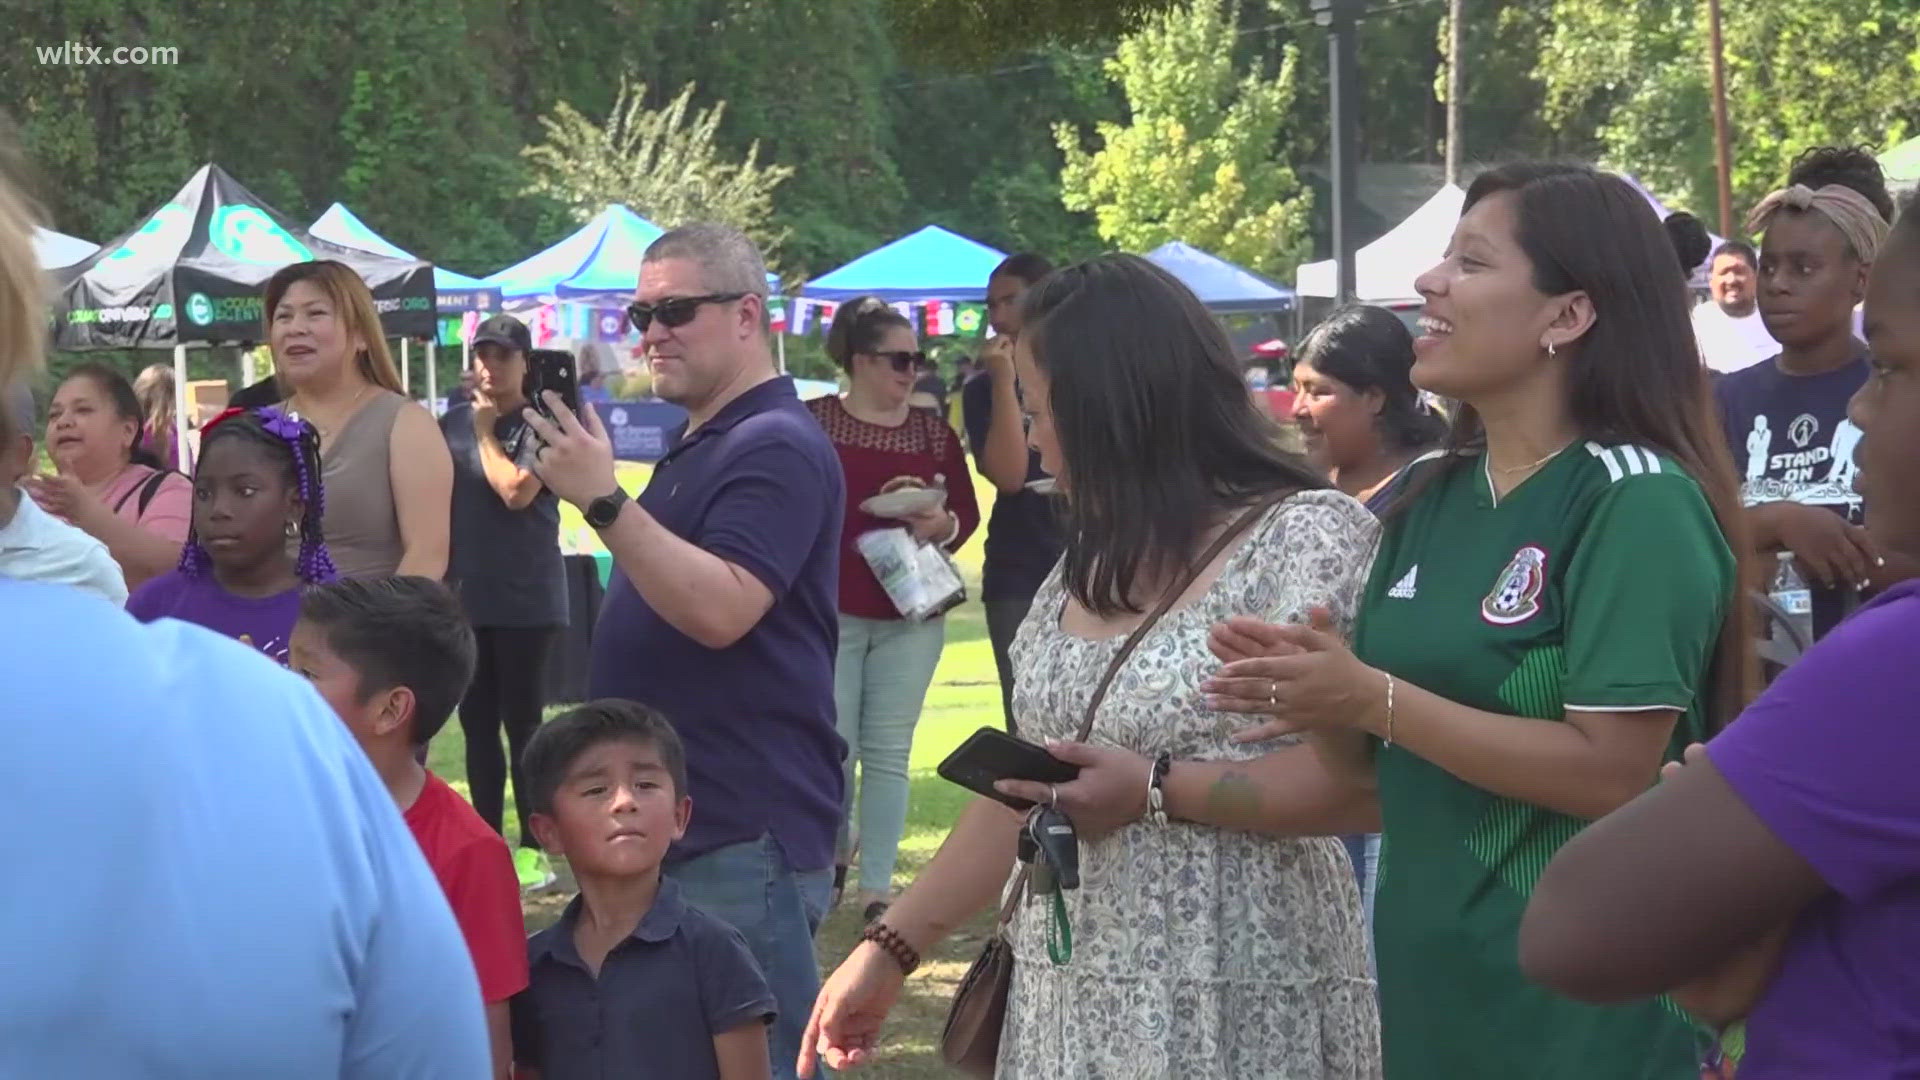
left=1482, top=545, right=1548, bottom=626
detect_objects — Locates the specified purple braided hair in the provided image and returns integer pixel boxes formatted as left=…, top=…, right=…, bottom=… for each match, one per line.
left=178, top=406, right=337, bottom=583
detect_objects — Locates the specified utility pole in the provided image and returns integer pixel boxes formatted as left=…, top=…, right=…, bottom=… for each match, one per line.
left=1446, top=0, right=1464, bottom=184
left=1313, top=0, right=1361, bottom=304
left=1706, top=0, right=1735, bottom=236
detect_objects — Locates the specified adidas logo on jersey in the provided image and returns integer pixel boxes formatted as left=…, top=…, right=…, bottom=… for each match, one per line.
left=1387, top=565, right=1418, bottom=599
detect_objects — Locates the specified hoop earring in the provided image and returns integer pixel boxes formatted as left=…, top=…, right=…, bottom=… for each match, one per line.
left=285, top=520, right=300, bottom=541
left=1546, top=340, right=1557, bottom=358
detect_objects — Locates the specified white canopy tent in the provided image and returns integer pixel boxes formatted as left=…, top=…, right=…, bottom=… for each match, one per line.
left=1296, top=183, right=1464, bottom=305
left=34, top=227, right=98, bottom=271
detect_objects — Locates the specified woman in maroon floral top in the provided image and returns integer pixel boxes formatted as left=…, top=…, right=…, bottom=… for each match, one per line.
left=807, top=296, right=981, bottom=920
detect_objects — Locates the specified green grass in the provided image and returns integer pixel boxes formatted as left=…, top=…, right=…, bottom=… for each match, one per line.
left=433, top=463, right=1006, bottom=1077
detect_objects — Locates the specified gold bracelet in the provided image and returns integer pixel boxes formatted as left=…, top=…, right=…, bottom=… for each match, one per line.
left=1383, top=672, right=1396, bottom=747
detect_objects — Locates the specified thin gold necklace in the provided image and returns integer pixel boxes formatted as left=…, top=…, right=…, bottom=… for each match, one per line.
left=291, top=384, right=370, bottom=440
left=1489, top=441, right=1574, bottom=475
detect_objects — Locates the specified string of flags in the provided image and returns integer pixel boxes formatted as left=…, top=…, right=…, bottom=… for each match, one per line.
left=443, top=296, right=993, bottom=349
left=780, top=296, right=990, bottom=338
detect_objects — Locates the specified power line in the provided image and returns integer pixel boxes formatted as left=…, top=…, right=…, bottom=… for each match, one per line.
left=887, top=0, right=1441, bottom=89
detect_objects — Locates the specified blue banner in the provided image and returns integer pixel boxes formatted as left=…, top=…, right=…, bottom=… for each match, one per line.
left=593, top=400, right=687, bottom=463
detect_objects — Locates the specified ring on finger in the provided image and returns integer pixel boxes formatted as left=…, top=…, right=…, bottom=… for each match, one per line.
left=1268, top=679, right=1278, bottom=707
left=1048, top=783, right=1059, bottom=805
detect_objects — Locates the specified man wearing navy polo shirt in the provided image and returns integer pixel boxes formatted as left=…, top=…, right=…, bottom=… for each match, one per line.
left=523, top=222, right=845, bottom=1080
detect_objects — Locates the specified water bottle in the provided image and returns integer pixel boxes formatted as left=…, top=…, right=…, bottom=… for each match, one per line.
left=1769, top=551, right=1814, bottom=645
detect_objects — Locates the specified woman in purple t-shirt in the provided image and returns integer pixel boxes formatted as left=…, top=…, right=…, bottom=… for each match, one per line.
left=1518, top=201, right=1920, bottom=1078
left=127, top=407, right=337, bottom=664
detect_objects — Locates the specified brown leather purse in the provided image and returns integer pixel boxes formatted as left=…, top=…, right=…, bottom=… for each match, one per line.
left=939, top=492, right=1285, bottom=1076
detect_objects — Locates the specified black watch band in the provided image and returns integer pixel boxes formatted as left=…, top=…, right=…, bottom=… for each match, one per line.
left=584, top=488, right=630, bottom=529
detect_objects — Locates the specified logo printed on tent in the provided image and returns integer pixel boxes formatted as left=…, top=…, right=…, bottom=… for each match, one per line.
left=94, top=203, right=194, bottom=290
left=209, top=206, right=314, bottom=266
left=185, top=293, right=214, bottom=326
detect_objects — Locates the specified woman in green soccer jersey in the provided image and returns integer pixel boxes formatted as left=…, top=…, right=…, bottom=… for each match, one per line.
left=1204, top=164, right=1757, bottom=1078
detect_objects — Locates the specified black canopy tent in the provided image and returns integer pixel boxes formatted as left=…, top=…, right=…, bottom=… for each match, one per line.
left=50, top=163, right=435, bottom=456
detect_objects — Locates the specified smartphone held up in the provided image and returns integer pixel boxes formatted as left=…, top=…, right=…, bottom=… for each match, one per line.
left=524, top=348, right=582, bottom=422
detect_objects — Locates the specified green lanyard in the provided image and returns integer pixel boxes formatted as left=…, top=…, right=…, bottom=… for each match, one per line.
left=1044, top=889, right=1072, bottom=965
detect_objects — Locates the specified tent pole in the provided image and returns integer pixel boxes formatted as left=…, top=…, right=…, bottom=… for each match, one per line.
left=400, top=338, right=411, bottom=398
left=777, top=329, right=786, bottom=374
left=172, top=343, right=189, bottom=473
left=427, top=339, right=439, bottom=410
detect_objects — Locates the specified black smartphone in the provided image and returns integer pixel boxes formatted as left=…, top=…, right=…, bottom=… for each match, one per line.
left=524, top=348, right=581, bottom=420
left=936, top=727, right=1080, bottom=811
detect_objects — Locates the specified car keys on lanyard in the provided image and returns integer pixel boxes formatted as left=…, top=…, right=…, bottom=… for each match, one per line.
left=1021, top=804, right=1080, bottom=965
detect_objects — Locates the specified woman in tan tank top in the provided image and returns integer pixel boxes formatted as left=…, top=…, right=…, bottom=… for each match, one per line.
left=265, top=261, right=451, bottom=579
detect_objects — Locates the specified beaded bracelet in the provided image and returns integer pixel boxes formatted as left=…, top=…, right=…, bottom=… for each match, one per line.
left=860, top=921, right=922, bottom=976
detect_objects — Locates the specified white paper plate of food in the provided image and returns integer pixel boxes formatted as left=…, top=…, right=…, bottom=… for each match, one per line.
left=861, top=477, right=947, bottom=519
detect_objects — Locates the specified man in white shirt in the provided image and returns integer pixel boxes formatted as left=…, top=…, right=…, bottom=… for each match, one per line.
left=0, top=381, right=126, bottom=603
left=1691, top=240, right=1779, bottom=374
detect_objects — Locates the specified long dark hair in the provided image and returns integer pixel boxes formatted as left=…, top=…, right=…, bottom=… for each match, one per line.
left=825, top=296, right=912, bottom=372
left=179, top=406, right=335, bottom=583
left=1021, top=254, right=1325, bottom=617
left=1295, top=305, right=1447, bottom=453
left=63, top=362, right=166, bottom=470
left=1417, top=163, right=1756, bottom=726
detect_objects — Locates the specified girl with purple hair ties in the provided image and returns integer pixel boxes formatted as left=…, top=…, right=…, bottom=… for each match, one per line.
left=127, top=406, right=336, bottom=664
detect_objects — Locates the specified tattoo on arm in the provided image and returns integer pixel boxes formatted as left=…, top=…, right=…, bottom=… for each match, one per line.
left=1204, top=770, right=1263, bottom=824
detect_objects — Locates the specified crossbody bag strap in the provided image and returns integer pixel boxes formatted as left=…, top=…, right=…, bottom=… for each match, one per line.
left=995, top=487, right=1290, bottom=930
left=1071, top=487, right=1288, bottom=743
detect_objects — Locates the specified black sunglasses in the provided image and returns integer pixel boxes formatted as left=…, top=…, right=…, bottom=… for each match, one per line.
left=627, top=292, right=747, bottom=333
left=869, top=350, right=929, bottom=373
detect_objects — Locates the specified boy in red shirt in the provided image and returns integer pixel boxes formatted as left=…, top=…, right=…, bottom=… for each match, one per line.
left=290, top=576, right=528, bottom=1079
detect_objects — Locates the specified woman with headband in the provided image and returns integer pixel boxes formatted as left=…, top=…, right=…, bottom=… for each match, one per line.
left=1713, top=147, right=1909, bottom=641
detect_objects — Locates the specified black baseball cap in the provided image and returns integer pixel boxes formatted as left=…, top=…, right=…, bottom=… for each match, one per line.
left=472, top=314, right=531, bottom=353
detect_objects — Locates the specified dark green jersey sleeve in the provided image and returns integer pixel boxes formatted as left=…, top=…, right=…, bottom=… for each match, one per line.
left=1561, top=466, right=1734, bottom=713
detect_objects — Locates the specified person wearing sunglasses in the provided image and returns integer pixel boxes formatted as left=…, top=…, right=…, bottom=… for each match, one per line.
left=522, top=222, right=846, bottom=1080
left=807, top=297, right=981, bottom=923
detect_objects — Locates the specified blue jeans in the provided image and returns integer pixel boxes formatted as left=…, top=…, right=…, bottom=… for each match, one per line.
left=667, top=835, right=835, bottom=1080
left=1342, top=832, right=1379, bottom=975
left=833, top=613, right=946, bottom=896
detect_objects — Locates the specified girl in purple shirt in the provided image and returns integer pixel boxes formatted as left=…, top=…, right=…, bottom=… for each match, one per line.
left=128, top=407, right=337, bottom=664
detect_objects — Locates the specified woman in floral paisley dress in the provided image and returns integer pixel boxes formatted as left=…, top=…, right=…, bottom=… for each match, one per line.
left=802, top=255, right=1382, bottom=1080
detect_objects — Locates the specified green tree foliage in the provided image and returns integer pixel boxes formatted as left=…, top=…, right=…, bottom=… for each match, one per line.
left=887, top=0, right=1171, bottom=66
left=522, top=77, right=795, bottom=267
left=1536, top=0, right=1920, bottom=222
left=889, top=49, right=1116, bottom=261
left=1055, top=0, right=1313, bottom=274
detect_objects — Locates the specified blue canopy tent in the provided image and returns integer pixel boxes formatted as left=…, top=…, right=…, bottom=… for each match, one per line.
left=489, top=204, right=777, bottom=305
left=1145, top=241, right=1296, bottom=314
left=801, top=225, right=1008, bottom=302
left=310, top=203, right=501, bottom=314
left=310, top=202, right=501, bottom=402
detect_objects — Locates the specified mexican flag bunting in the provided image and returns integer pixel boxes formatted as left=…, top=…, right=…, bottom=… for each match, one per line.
left=817, top=302, right=837, bottom=336
left=768, top=298, right=788, bottom=333
left=954, top=302, right=986, bottom=337
left=925, top=301, right=955, bottom=336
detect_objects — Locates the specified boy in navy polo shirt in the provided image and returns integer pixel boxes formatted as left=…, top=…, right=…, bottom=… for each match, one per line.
left=512, top=701, right=775, bottom=1080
